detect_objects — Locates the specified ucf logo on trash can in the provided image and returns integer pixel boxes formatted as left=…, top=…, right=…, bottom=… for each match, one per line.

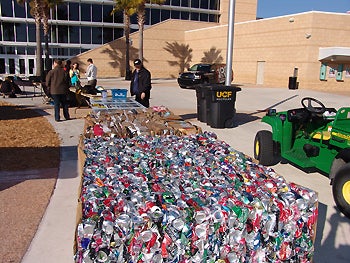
left=215, top=91, right=232, bottom=101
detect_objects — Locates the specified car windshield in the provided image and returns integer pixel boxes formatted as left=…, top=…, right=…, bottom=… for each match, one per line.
left=189, top=64, right=211, bottom=72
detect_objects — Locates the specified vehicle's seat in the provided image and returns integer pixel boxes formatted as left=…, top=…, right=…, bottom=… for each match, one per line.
left=312, top=130, right=331, bottom=141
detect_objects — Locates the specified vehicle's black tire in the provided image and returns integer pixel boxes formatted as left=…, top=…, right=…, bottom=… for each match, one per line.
left=254, top=130, right=275, bottom=166
left=332, top=163, right=350, bottom=219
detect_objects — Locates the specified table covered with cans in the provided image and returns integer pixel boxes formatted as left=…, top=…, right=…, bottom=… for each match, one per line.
left=74, top=107, right=318, bottom=263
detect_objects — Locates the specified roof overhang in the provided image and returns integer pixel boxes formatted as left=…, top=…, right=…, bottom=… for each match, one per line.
left=319, top=47, right=350, bottom=63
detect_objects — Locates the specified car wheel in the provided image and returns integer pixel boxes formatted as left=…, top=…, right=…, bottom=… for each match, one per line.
left=332, top=163, right=350, bottom=219
left=254, top=130, right=275, bottom=166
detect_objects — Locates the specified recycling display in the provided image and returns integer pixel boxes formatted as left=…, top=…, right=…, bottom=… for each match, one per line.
left=74, top=128, right=318, bottom=262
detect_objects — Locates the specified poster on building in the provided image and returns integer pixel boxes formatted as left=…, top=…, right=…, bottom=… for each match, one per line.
left=328, top=64, right=336, bottom=78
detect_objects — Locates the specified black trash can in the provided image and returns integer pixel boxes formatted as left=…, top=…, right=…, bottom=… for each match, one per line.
left=195, top=84, right=211, bottom=123
left=288, top=76, right=298, bottom=90
left=205, top=84, right=241, bottom=128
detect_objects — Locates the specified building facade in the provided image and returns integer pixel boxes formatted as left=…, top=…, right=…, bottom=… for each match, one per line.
left=0, top=0, right=223, bottom=76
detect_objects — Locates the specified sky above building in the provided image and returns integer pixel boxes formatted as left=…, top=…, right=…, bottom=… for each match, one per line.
left=257, top=0, right=350, bottom=18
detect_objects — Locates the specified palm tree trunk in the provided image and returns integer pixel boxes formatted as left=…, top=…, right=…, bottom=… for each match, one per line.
left=35, top=20, right=42, bottom=77
left=124, top=12, right=131, bottom=80
left=137, top=4, right=145, bottom=61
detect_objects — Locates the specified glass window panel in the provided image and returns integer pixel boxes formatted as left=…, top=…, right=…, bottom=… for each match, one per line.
left=130, top=13, right=137, bottom=25
left=81, top=4, right=91, bottom=21
left=172, top=0, right=180, bottom=6
left=16, top=23, right=27, bottom=42
left=92, top=5, right=102, bottom=22
left=69, top=48, right=81, bottom=56
left=57, top=48, right=68, bottom=56
left=210, top=0, right=219, bottom=10
left=58, top=25, right=68, bottom=43
left=171, top=10, right=180, bottom=19
left=19, top=59, right=25, bottom=74
left=17, top=47, right=26, bottom=55
left=200, top=13, right=208, bottom=22
left=114, top=28, right=123, bottom=39
left=27, top=47, right=35, bottom=55
left=190, top=12, right=199, bottom=21
left=57, top=5, right=68, bottom=20
left=145, top=9, right=150, bottom=25
left=113, top=10, right=123, bottom=23
left=1, top=0, right=13, bottom=17
left=103, top=6, right=113, bottom=23
left=181, top=11, right=189, bottom=20
left=51, top=48, right=58, bottom=56
left=28, top=24, right=36, bottom=42
left=92, top=27, right=102, bottom=44
left=50, top=25, right=57, bottom=43
left=200, top=0, right=209, bottom=9
left=69, top=2, right=79, bottom=21
left=161, top=9, right=170, bottom=20
left=9, top=59, right=15, bottom=74
left=29, top=59, right=34, bottom=74
left=0, top=58, right=5, bottom=74
left=151, top=9, right=160, bottom=24
left=181, top=0, right=189, bottom=7
left=191, top=0, right=199, bottom=8
left=81, top=27, right=91, bottom=44
left=103, top=28, right=114, bottom=43
left=69, top=26, right=80, bottom=43
left=209, top=14, right=218, bottom=22
left=14, top=2, right=26, bottom=18
left=3, top=22, right=15, bottom=41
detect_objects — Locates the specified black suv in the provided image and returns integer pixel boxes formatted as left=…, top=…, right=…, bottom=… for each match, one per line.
left=177, top=63, right=227, bottom=89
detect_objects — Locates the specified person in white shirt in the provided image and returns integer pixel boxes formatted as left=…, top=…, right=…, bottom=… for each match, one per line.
left=85, top=58, right=97, bottom=89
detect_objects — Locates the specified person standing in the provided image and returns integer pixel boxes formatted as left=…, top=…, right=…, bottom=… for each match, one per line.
left=46, top=59, right=71, bottom=122
left=130, top=59, right=152, bottom=108
left=70, top=62, right=80, bottom=88
left=85, top=58, right=97, bottom=89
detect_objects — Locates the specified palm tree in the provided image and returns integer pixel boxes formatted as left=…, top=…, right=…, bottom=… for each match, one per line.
left=42, top=0, right=63, bottom=72
left=17, top=0, right=43, bottom=77
left=112, top=0, right=138, bottom=80
left=136, top=0, right=165, bottom=61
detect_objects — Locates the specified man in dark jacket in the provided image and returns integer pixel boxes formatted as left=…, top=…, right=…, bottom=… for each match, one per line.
left=46, top=59, right=71, bottom=121
left=130, top=59, right=152, bottom=108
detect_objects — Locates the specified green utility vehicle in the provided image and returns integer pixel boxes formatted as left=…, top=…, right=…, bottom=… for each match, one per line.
left=254, top=97, right=350, bottom=218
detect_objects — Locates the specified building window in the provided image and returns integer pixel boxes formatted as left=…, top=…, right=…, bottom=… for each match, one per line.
left=171, top=10, right=180, bottom=19
left=15, top=23, right=27, bottom=42
left=191, top=0, right=200, bottom=8
left=182, top=0, right=189, bottom=7
left=92, top=27, right=102, bottom=44
left=56, top=5, right=68, bottom=20
left=191, top=12, right=199, bottom=21
left=200, top=13, right=209, bottom=22
left=9, top=58, right=15, bottom=74
left=103, top=6, right=113, bottom=23
left=1, top=0, right=13, bottom=17
left=28, top=24, right=36, bottom=42
left=3, top=22, right=15, bottom=41
left=103, top=28, right=114, bottom=43
left=172, top=0, right=180, bottom=6
left=14, top=1, right=26, bottom=18
left=81, top=27, right=91, bottom=44
left=92, top=5, right=102, bottom=22
left=17, top=47, right=26, bottom=55
left=19, top=58, right=25, bottom=74
left=69, top=26, right=80, bottom=43
left=161, top=9, right=170, bottom=20
left=58, top=25, right=68, bottom=43
left=29, top=59, right=34, bottom=75
left=345, top=65, right=350, bottom=78
left=0, top=58, right=5, bottom=74
left=27, top=47, right=35, bottom=55
left=181, top=11, right=189, bottom=20
left=69, top=2, right=80, bottom=21
left=151, top=9, right=161, bottom=24
left=81, top=4, right=91, bottom=22
left=328, top=64, right=336, bottom=78
left=6, top=46, right=15, bottom=54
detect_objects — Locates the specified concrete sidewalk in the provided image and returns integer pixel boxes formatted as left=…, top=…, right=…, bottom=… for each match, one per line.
left=4, top=79, right=349, bottom=263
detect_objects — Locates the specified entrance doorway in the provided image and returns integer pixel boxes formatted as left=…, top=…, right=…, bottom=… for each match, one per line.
left=256, top=61, right=265, bottom=85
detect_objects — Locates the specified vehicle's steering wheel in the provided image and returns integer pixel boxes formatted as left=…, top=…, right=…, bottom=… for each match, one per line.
left=301, top=97, right=326, bottom=114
